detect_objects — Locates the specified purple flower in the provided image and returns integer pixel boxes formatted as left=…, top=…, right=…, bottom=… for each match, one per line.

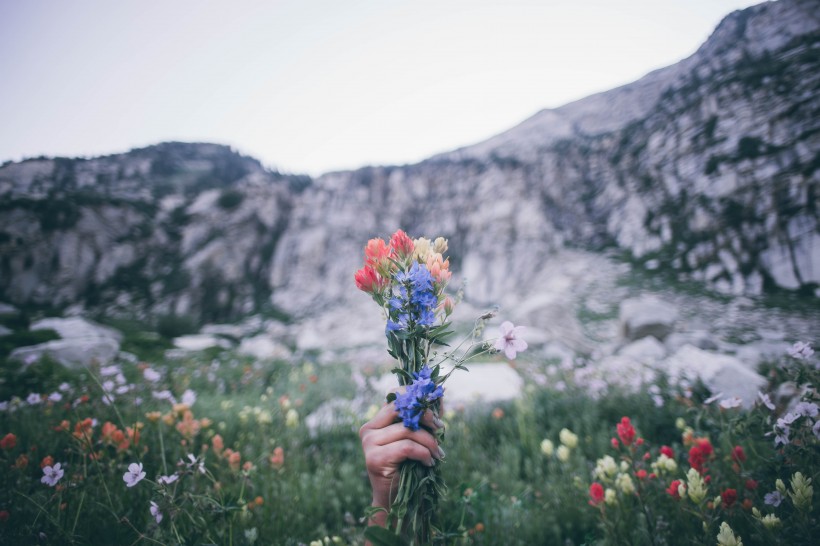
left=764, top=491, right=783, bottom=507
left=26, top=393, right=42, bottom=405
left=494, top=321, right=528, bottom=360
left=813, top=420, right=820, bottom=440
left=795, top=401, right=818, bottom=418
left=149, top=501, right=163, bottom=523
left=41, top=463, right=64, bottom=487
left=143, top=368, right=161, bottom=382
left=787, top=341, right=814, bottom=360
left=394, top=365, right=444, bottom=431
left=719, top=396, right=742, bottom=409
left=157, top=474, right=179, bottom=485
left=123, top=462, right=146, bottom=487
left=758, top=391, right=775, bottom=411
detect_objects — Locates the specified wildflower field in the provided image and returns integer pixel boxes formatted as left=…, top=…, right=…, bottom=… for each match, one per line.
left=0, top=331, right=817, bottom=545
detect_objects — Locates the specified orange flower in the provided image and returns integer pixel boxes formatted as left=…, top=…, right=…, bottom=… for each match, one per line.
left=254, top=496, right=264, bottom=506
left=211, top=434, right=224, bottom=456
left=242, top=461, right=254, bottom=472
left=40, top=455, right=54, bottom=469
left=54, top=420, right=70, bottom=432
left=364, top=238, right=390, bottom=269
left=227, top=450, right=241, bottom=471
left=492, top=408, right=505, bottom=420
left=354, top=266, right=385, bottom=294
left=14, top=454, right=28, bottom=470
left=73, top=418, right=94, bottom=442
left=426, top=253, right=451, bottom=284
left=145, top=411, right=162, bottom=423
left=270, top=446, right=284, bottom=468
left=0, top=433, right=16, bottom=450
left=176, top=411, right=201, bottom=440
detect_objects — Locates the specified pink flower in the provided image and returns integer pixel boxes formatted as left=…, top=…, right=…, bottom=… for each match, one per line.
left=494, top=321, right=527, bottom=359
left=388, top=230, right=414, bottom=260
left=588, top=482, right=605, bottom=506
left=616, top=417, right=636, bottom=447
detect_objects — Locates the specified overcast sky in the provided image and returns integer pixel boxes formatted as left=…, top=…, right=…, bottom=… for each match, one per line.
left=0, top=0, right=762, bottom=176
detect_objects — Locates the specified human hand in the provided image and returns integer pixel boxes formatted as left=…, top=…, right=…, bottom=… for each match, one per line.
left=359, top=395, right=445, bottom=519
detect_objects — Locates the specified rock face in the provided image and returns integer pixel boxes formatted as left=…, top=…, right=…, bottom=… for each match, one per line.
left=0, top=0, right=817, bottom=325
left=9, top=317, right=122, bottom=369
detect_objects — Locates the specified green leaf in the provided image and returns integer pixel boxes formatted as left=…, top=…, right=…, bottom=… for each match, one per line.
left=363, top=526, right=409, bottom=546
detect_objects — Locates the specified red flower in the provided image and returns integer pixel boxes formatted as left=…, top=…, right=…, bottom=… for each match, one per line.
left=745, top=479, right=758, bottom=491
left=688, top=438, right=713, bottom=474
left=388, top=230, right=414, bottom=260
left=364, top=238, right=390, bottom=268
left=0, top=433, right=16, bottom=450
left=731, top=445, right=746, bottom=464
left=721, top=488, right=737, bottom=508
left=354, top=266, right=385, bottom=293
left=0, top=510, right=8, bottom=523
left=611, top=437, right=619, bottom=450
left=589, top=482, right=605, bottom=506
left=636, top=469, right=647, bottom=480
left=666, top=480, right=683, bottom=499
left=636, top=437, right=644, bottom=446
left=660, top=445, right=674, bottom=459
left=616, top=417, right=636, bottom=446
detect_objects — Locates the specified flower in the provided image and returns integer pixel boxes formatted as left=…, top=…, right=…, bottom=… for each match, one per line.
left=719, top=396, right=742, bottom=409
left=143, top=368, right=161, bottom=382
left=685, top=468, right=708, bottom=504
left=757, top=391, right=775, bottom=410
left=604, top=488, right=617, bottom=505
left=787, top=341, right=814, bottom=360
left=26, top=393, right=42, bottom=405
left=731, top=446, right=746, bottom=464
left=556, top=445, right=570, bottom=462
left=285, top=408, right=299, bottom=428
left=660, top=445, right=674, bottom=458
left=365, top=237, right=391, bottom=269
left=721, top=488, right=738, bottom=508
left=616, top=473, right=635, bottom=495
left=354, top=266, right=386, bottom=294
left=540, top=439, right=554, bottom=457
left=181, top=389, right=197, bottom=407
left=616, top=416, right=636, bottom=447
left=158, top=474, right=178, bottom=485
left=666, top=479, right=683, bottom=499
left=716, top=522, right=743, bottom=546
left=0, top=433, right=16, bottom=450
left=594, top=455, right=618, bottom=480
left=123, top=462, right=146, bottom=487
left=389, top=230, right=414, bottom=260
left=149, top=501, right=163, bottom=524
left=795, top=401, right=819, bottom=417
left=688, top=438, right=713, bottom=474
left=41, top=462, right=64, bottom=487
left=588, top=482, right=605, bottom=506
left=394, top=366, right=444, bottom=431
left=183, top=454, right=206, bottom=474
left=788, top=471, right=813, bottom=512
left=493, top=321, right=527, bottom=359
left=386, top=262, right=437, bottom=332
left=559, top=428, right=578, bottom=449
left=270, top=446, right=285, bottom=468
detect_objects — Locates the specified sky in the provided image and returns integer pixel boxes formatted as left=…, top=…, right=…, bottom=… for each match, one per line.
left=0, top=0, right=762, bottom=176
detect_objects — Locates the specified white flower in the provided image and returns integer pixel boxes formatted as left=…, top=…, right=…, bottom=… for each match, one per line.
left=182, top=454, right=206, bottom=474
left=556, top=445, right=570, bottom=462
left=58, top=382, right=71, bottom=392
left=152, top=390, right=176, bottom=404
left=100, top=365, right=121, bottom=377
left=26, top=393, right=43, bottom=405
left=157, top=474, right=179, bottom=485
left=757, top=391, right=775, bottom=410
left=143, top=368, right=161, bottom=382
left=102, top=380, right=115, bottom=393
left=123, top=462, right=146, bottom=487
left=559, top=428, right=578, bottom=449
left=787, top=341, right=814, bottom=360
left=615, top=473, right=635, bottom=495
left=149, top=501, right=163, bottom=523
left=286, top=408, right=299, bottom=428
left=540, top=439, right=554, bottom=457
left=181, top=389, right=196, bottom=407
left=493, top=321, right=528, bottom=360
left=716, top=521, right=743, bottom=546
left=41, top=462, right=65, bottom=487
left=719, top=397, right=742, bottom=409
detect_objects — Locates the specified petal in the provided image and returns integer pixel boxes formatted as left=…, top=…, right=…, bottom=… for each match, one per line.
left=511, top=339, right=528, bottom=352
left=494, top=339, right=507, bottom=352
left=499, top=321, right=514, bottom=335
left=504, top=345, right=517, bottom=359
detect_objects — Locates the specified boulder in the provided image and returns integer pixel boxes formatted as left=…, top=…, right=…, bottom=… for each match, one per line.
left=658, top=345, right=767, bottom=408
left=10, top=338, right=120, bottom=369
left=30, top=317, right=122, bottom=343
left=173, top=334, right=232, bottom=352
left=618, top=336, right=667, bottom=363
left=619, top=296, right=678, bottom=341
left=237, top=335, right=288, bottom=360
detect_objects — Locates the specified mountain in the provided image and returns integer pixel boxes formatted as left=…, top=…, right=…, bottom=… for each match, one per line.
left=0, top=0, right=817, bottom=328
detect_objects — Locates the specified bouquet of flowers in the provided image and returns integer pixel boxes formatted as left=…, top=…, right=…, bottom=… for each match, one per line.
left=355, top=229, right=526, bottom=545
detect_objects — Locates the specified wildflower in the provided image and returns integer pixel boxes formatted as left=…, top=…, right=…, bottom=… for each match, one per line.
left=143, top=368, right=161, bottom=382
left=604, top=488, right=617, bottom=505
left=721, top=488, right=738, bottom=508
left=26, top=393, right=42, bottom=405
left=559, top=428, right=578, bottom=449
left=183, top=454, right=206, bottom=474
left=412, top=237, right=432, bottom=261
left=389, top=229, right=414, bottom=260
left=753, top=508, right=781, bottom=530
left=556, top=445, right=570, bottom=462
left=610, top=437, right=619, bottom=449
left=227, top=450, right=241, bottom=471
left=594, top=455, right=618, bottom=480
left=149, top=501, right=163, bottom=524
left=47, top=392, right=62, bottom=403
left=100, top=365, right=121, bottom=376
left=787, top=341, right=814, bottom=360
left=270, top=446, right=285, bottom=468
left=540, top=439, right=554, bottom=457
left=788, top=472, right=813, bottom=512
left=15, top=454, right=28, bottom=470
left=688, top=438, right=713, bottom=474
left=814, top=420, right=820, bottom=440
left=588, top=482, right=605, bottom=506
left=757, top=391, right=775, bottom=410
left=285, top=408, right=299, bottom=428
left=716, top=522, right=743, bottom=546
left=394, top=365, right=444, bottom=431
left=158, top=474, right=178, bottom=485
left=40, top=456, right=54, bottom=469
left=745, top=479, right=758, bottom=491
left=795, top=401, right=818, bottom=417
left=245, top=527, right=258, bottom=544
left=636, top=469, right=647, bottom=480
left=0, top=433, right=16, bottom=450
left=660, top=445, right=674, bottom=458
left=492, top=407, right=504, bottom=419
left=123, top=462, right=146, bottom=487
left=719, top=397, right=743, bottom=409
left=615, top=473, right=635, bottom=495
left=731, top=446, right=746, bottom=464
left=652, top=454, right=677, bottom=474
left=41, top=462, right=65, bottom=487
left=675, top=417, right=686, bottom=430
left=704, top=392, right=723, bottom=405
left=354, top=266, right=385, bottom=294
left=386, top=262, right=437, bottom=331
left=667, top=479, right=683, bottom=499
left=426, top=253, right=451, bottom=284
left=493, top=321, right=527, bottom=359
left=776, top=479, right=787, bottom=494
left=686, top=468, right=708, bottom=504
left=616, top=416, right=636, bottom=447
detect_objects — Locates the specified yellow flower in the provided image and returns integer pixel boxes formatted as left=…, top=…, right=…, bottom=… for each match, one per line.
left=686, top=468, right=708, bottom=504
left=604, top=488, right=617, bottom=506
left=556, top=445, right=570, bottom=462
left=559, top=428, right=578, bottom=449
left=540, top=439, right=554, bottom=457
left=675, top=417, right=686, bottom=430
left=615, top=473, right=635, bottom=495
left=285, top=409, right=299, bottom=428
left=594, top=455, right=618, bottom=481
left=145, top=411, right=162, bottom=423
left=716, top=522, right=743, bottom=546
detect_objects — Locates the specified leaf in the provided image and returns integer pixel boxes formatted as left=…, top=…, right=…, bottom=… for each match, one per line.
left=363, top=526, right=409, bottom=546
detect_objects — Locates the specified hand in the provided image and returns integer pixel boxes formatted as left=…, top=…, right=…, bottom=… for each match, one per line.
left=359, top=395, right=444, bottom=520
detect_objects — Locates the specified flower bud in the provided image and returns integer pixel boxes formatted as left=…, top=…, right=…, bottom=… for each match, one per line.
left=540, top=439, right=554, bottom=457
left=559, top=428, right=578, bottom=449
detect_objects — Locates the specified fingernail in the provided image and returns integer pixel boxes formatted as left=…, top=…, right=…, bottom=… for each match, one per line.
left=428, top=459, right=436, bottom=467
left=433, top=417, right=444, bottom=429
left=437, top=447, right=446, bottom=459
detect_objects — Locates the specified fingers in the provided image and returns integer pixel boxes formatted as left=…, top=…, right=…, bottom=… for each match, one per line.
left=368, top=422, right=442, bottom=459
left=372, top=439, right=438, bottom=470
left=360, top=402, right=400, bottom=436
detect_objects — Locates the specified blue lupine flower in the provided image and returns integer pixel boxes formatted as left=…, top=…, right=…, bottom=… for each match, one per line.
left=394, top=365, right=444, bottom=431
left=386, top=263, right=438, bottom=332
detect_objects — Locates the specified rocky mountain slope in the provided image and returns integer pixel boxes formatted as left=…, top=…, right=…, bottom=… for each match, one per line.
left=0, top=0, right=817, bottom=327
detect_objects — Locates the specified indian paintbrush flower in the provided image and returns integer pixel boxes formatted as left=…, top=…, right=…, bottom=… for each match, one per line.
left=717, top=522, right=743, bottom=546
left=788, top=471, right=813, bottom=512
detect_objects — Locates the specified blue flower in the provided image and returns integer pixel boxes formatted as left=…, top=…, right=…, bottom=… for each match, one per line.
left=385, top=263, right=438, bottom=333
left=394, top=365, right=444, bottom=431
left=764, top=491, right=783, bottom=507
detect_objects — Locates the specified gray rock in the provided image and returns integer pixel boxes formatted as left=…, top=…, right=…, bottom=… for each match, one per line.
left=30, top=317, right=122, bottom=343
left=173, top=334, right=232, bottom=352
left=10, top=338, right=120, bottom=369
left=618, top=336, right=667, bottom=363
left=619, top=296, right=678, bottom=341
